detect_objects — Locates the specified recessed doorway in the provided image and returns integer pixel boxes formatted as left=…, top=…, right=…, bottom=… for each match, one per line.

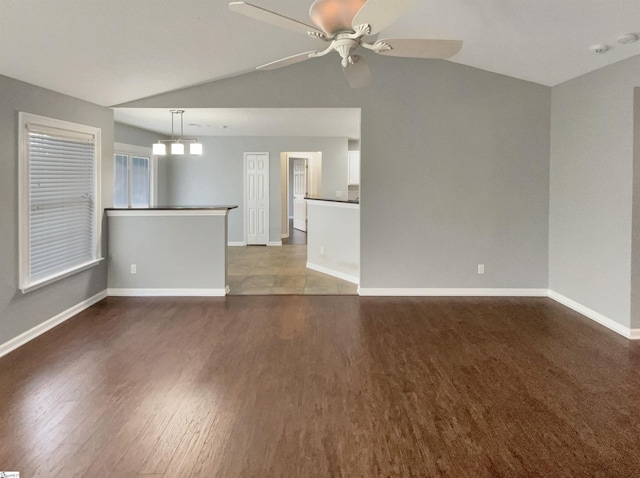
left=283, top=219, right=307, bottom=245
left=228, top=147, right=356, bottom=295
left=227, top=245, right=357, bottom=295
left=111, top=107, right=361, bottom=296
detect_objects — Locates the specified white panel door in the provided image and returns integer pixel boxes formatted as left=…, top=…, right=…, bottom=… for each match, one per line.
left=245, top=153, right=269, bottom=245
left=292, top=159, right=307, bottom=232
left=348, top=151, right=360, bottom=185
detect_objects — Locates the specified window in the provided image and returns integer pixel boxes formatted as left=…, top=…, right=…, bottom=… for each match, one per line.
left=113, top=143, right=154, bottom=208
left=19, top=113, right=102, bottom=293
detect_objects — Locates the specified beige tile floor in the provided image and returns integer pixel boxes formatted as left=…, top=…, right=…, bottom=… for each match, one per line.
left=227, top=245, right=358, bottom=295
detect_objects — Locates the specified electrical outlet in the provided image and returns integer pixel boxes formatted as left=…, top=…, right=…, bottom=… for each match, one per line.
left=320, top=246, right=325, bottom=256
left=477, top=264, right=484, bottom=274
left=131, top=264, right=137, bottom=274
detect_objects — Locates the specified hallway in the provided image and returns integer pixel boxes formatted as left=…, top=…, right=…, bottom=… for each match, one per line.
left=227, top=244, right=357, bottom=295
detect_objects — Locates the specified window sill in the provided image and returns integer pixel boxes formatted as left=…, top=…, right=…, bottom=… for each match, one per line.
left=21, top=258, right=105, bottom=294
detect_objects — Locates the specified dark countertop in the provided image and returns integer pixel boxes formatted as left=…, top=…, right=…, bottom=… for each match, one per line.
left=305, top=196, right=359, bottom=204
left=105, top=205, right=238, bottom=211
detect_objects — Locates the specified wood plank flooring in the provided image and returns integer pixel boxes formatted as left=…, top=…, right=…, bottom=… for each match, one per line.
left=282, top=219, right=307, bottom=245
left=1, top=296, right=640, bottom=477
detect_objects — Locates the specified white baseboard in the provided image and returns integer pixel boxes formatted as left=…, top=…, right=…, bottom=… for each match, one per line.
left=306, top=262, right=359, bottom=284
left=547, top=290, right=639, bottom=339
left=4, top=285, right=636, bottom=362
left=228, top=242, right=246, bottom=247
left=267, top=241, right=282, bottom=247
left=0, top=290, right=108, bottom=359
left=356, top=287, right=639, bottom=340
left=357, top=288, right=548, bottom=297
left=107, top=288, right=227, bottom=297
left=281, top=233, right=289, bottom=239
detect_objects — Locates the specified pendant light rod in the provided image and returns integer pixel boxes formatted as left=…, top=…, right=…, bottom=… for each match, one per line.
left=169, top=109, right=185, bottom=140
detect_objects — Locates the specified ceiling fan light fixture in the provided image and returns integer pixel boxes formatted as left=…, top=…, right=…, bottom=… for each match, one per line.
left=228, top=0, right=463, bottom=89
left=309, top=0, right=366, bottom=35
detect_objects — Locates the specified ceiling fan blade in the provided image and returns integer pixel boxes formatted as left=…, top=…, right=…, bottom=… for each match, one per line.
left=257, top=51, right=317, bottom=71
left=352, top=0, right=418, bottom=34
left=229, top=2, right=322, bottom=36
left=375, top=39, right=463, bottom=59
left=342, top=55, right=372, bottom=88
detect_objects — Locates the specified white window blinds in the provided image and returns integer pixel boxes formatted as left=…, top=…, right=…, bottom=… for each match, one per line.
left=20, top=113, right=101, bottom=292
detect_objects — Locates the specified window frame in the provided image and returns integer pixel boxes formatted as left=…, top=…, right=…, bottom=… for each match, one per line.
left=113, top=142, right=156, bottom=208
left=18, top=112, right=102, bottom=293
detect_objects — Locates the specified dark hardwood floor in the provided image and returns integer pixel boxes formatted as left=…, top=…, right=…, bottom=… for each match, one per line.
left=2, top=296, right=640, bottom=477
left=282, top=218, right=307, bottom=245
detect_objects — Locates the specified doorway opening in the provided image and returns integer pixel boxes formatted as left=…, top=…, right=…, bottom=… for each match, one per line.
left=292, top=158, right=307, bottom=233
left=228, top=148, right=356, bottom=295
left=281, top=151, right=322, bottom=242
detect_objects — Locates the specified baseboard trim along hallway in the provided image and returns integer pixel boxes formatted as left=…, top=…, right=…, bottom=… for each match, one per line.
left=357, top=287, right=640, bottom=340
left=107, top=288, right=227, bottom=297
left=357, top=288, right=549, bottom=297
left=306, top=262, right=359, bottom=285
left=547, top=290, right=640, bottom=340
left=0, top=289, right=108, bottom=359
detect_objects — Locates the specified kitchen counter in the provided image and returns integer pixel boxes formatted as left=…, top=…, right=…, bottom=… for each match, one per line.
left=106, top=205, right=237, bottom=296
left=305, top=199, right=359, bottom=284
left=304, top=196, right=359, bottom=204
left=105, top=206, right=237, bottom=215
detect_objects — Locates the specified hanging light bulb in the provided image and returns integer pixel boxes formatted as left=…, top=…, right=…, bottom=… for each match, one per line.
left=190, top=142, right=203, bottom=155
left=171, top=142, right=185, bottom=155
left=152, top=142, right=166, bottom=155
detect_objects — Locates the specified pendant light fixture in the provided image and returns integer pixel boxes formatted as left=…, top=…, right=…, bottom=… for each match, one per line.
left=152, top=110, right=203, bottom=156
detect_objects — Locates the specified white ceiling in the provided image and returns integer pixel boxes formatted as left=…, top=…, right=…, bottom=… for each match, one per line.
left=114, top=108, right=361, bottom=138
left=1, top=0, right=640, bottom=107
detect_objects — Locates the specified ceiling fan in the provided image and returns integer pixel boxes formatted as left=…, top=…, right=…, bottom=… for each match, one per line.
left=228, top=0, right=463, bottom=88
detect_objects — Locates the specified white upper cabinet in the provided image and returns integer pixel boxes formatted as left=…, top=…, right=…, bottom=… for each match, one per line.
left=348, top=151, right=360, bottom=186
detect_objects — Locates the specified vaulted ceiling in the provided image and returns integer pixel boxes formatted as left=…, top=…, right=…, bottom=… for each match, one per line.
left=114, top=108, right=361, bottom=138
left=1, top=0, right=639, bottom=107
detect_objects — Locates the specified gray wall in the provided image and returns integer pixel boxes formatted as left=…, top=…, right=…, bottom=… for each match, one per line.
left=121, top=52, right=552, bottom=290
left=307, top=202, right=360, bottom=281
left=632, top=88, right=640, bottom=329
left=549, top=56, right=640, bottom=329
left=114, top=122, right=170, bottom=204
left=107, top=214, right=228, bottom=290
left=0, top=75, right=113, bottom=345
left=160, top=136, right=348, bottom=243
left=114, top=122, right=166, bottom=146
